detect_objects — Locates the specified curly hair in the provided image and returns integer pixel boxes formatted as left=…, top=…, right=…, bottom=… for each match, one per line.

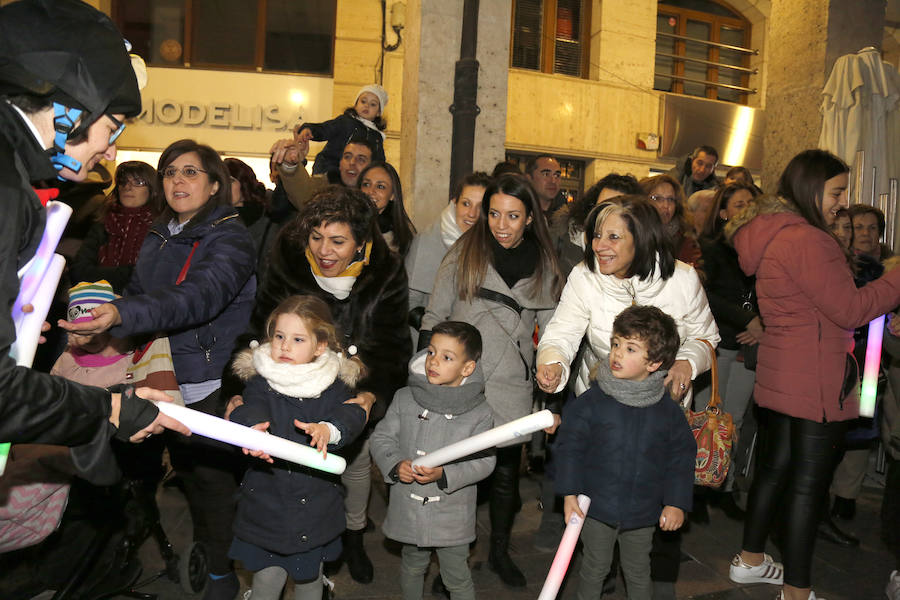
left=289, top=185, right=378, bottom=248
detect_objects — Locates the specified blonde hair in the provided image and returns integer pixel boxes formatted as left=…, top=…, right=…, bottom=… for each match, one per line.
left=264, top=295, right=342, bottom=353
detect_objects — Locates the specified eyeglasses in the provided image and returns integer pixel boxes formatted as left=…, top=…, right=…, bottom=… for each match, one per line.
left=160, top=166, right=208, bottom=179
left=117, top=177, right=148, bottom=188
left=650, top=194, right=677, bottom=204
left=106, top=114, right=125, bottom=145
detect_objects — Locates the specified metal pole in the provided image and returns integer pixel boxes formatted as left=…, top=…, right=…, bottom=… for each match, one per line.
left=448, top=0, right=480, bottom=199
left=889, top=179, right=898, bottom=251
left=853, top=150, right=865, bottom=205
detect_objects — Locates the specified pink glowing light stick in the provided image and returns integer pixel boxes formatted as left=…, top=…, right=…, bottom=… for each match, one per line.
left=537, top=494, right=591, bottom=600
left=859, top=314, right=885, bottom=418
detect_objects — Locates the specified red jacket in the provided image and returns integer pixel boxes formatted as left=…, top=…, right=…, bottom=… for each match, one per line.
left=728, top=196, right=900, bottom=422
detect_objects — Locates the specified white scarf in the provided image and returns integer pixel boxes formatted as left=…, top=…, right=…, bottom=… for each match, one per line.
left=353, top=114, right=386, bottom=141
left=312, top=274, right=357, bottom=300
left=439, top=202, right=463, bottom=249
left=252, top=344, right=340, bottom=398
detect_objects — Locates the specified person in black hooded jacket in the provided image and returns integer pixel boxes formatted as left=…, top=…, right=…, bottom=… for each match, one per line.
left=0, top=0, right=188, bottom=451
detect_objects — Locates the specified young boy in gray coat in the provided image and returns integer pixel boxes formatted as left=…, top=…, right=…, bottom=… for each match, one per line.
left=370, top=321, right=495, bottom=600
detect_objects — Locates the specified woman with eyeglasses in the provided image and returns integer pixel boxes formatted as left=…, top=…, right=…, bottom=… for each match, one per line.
left=69, top=161, right=165, bottom=293
left=61, top=138, right=257, bottom=600
left=640, top=173, right=703, bottom=271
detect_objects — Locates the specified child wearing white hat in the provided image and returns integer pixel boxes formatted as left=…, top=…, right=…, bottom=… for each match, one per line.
left=296, top=84, right=388, bottom=176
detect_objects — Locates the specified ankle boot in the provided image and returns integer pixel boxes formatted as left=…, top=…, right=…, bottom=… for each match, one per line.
left=489, top=533, right=526, bottom=587
left=342, top=528, right=373, bottom=583
left=816, top=516, right=859, bottom=547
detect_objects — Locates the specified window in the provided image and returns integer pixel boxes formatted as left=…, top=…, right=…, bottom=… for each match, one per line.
left=113, top=0, right=336, bottom=75
left=654, top=0, right=756, bottom=104
left=511, top=0, right=591, bottom=78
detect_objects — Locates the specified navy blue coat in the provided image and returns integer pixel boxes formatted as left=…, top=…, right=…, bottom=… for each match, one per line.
left=302, top=112, right=386, bottom=175
left=554, top=385, right=696, bottom=530
left=231, top=375, right=366, bottom=554
left=112, top=205, right=256, bottom=384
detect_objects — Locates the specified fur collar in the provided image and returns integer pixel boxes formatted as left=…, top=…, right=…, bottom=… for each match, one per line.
left=724, top=194, right=797, bottom=243
left=232, top=343, right=361, bottom=398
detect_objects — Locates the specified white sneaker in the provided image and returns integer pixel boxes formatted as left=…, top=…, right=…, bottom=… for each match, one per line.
left=887, top=570, right=900, bottom=600
left=729, top=552, right=784, bottom=585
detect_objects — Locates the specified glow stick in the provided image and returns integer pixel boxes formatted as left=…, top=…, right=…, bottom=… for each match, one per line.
left=537, top=494, right=591, bottom=600
left=153, top=401, right=346, bottom=474
left=10, top=255, right=65, bottom=367
left=2, top=201, right=72, bottom=475
left=860, top=314, right=885, bottom=417
left=411, top=409, right=555, bottom=469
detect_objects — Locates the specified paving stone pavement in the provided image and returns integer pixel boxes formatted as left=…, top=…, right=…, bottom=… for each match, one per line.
left=125, top=466, right=896, bottom=600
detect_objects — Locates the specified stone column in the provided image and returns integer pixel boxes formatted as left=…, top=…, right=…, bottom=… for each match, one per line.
left=400, top=0, right=511, bottom=229
left=761, top=0, right=885, bottom=189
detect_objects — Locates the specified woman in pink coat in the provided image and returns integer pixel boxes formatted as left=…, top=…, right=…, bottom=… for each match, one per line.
left=724, top=149, right=900, bottom=600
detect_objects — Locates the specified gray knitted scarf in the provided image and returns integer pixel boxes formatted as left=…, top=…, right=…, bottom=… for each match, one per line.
left=591, top=358, right=667, bottom=408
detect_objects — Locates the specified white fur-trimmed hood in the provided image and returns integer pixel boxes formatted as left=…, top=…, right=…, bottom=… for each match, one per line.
left=232, top=343, right=361, bottom=398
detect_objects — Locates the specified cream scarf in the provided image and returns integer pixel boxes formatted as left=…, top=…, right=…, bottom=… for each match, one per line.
left=252, top=343, right=341, bottom=398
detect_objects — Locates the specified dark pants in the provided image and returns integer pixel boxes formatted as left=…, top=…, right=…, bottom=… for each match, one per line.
left=882, top=455, right=900, bottom=569
left=742, top=409, right=848, bottom=588
left=489, top=445, right=523, bottom=536
left=166, top=393, right=243, bottom=575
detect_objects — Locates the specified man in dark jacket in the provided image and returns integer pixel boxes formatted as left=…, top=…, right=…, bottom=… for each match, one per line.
left=0, top=0, right=188, bottom=451
left=667, top=145, right=721, bottom=197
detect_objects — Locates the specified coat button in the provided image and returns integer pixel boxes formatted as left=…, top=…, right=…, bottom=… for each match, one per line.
left=300, top=497, right=307, bottom=504
left=300, top=535, right=308, bottom=542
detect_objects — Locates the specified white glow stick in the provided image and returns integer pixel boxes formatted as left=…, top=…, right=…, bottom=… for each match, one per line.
left=411, top=409, right=555, bottom=469
left=154, top=402, right=346, bottom=474
left=10, top=254, right=65, bottom=367
left=537, top=494, right=591, bottom=600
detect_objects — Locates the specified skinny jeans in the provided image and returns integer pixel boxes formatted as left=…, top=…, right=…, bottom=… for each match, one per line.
left=741, top=409, right=848, bottom=588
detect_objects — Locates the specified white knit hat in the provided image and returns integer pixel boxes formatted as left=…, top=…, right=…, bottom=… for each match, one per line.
left=356, top=84, right=388, bottom=112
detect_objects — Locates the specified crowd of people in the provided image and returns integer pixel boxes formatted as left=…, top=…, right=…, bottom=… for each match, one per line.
left=2, top=2, right=900, bottom=600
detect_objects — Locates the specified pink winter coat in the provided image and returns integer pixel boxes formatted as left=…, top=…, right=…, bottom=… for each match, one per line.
left=727, top=196, right=900, bottom=422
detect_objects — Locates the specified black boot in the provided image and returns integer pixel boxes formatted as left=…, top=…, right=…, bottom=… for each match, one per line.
left=489, top=446, right=526, bottom=587
left=832, top=495, right=856, bottom=520
left=816, top=516, right=859, bottom=547
left=489, top=534, right=527, bottom=587
left=342, top=528, right=374, bottom=583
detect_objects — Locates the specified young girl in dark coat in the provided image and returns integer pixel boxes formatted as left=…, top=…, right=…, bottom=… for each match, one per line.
left=228, top=295, right=367, bottom=600
left=298, top=84, right=388, bottom=175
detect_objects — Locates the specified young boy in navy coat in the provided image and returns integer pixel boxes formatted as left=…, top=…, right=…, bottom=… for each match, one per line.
left=555, top=305, right=696, bottom=600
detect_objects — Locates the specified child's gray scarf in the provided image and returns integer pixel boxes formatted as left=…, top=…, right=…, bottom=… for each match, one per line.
left=591, top=358, right=667, bottom=408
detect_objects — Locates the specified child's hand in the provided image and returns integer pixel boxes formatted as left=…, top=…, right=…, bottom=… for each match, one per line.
left=544, top=413, right=561, bottom=435
left=296, top=127, right=313, bottom=144
left=563, top=495, right=584, bottom=523
left=659, top=506, right=684, bottom=531
left=244, top=422, right=274, bottom=463
left=397, top=460, right=416, bottom=483
left=294, top=420, right=331, bottom=458
left=412, top=464, right=443, bottom=484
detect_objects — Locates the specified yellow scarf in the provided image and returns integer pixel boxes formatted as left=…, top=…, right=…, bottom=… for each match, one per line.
left=305, top=241, right=372, bottom=278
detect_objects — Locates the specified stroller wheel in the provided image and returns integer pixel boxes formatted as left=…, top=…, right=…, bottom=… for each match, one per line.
left=179, top=541, right=209, bottom=594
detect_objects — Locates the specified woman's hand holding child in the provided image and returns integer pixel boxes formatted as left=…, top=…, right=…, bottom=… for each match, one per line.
left=659, top=506, right=684, bottom=531
left=295, top=420, right=331, bottom=458
left=536, top=363, right=563, bottom=393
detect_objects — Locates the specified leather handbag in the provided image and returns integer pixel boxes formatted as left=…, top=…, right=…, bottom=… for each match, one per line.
left=684, top=339, right=736, bottom=487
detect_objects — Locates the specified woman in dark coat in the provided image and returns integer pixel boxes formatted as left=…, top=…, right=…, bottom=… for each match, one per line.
left=62, top=139, right=257, bottom=600
left=69, top=161, right=165, bottom=292
left=244, top=185, right=412, bottom=584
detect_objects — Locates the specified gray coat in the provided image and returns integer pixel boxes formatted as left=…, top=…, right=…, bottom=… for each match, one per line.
left=370, top=351, right=495, bottom=547
left=405, top=217, right=451, bottom=313
left=420, top=246, right=558, bottom=432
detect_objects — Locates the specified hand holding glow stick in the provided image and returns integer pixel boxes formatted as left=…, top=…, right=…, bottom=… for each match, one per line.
left=153, top=401, right=346, bottom=474
left=537, top=494, right=591, bottom=600
left=860, top=314, right=886, bottom=417
left=411, top=410, right=555, bottom=469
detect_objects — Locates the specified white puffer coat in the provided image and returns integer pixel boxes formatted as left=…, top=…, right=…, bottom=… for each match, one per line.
left=537, top=259, right=720, bottom=396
